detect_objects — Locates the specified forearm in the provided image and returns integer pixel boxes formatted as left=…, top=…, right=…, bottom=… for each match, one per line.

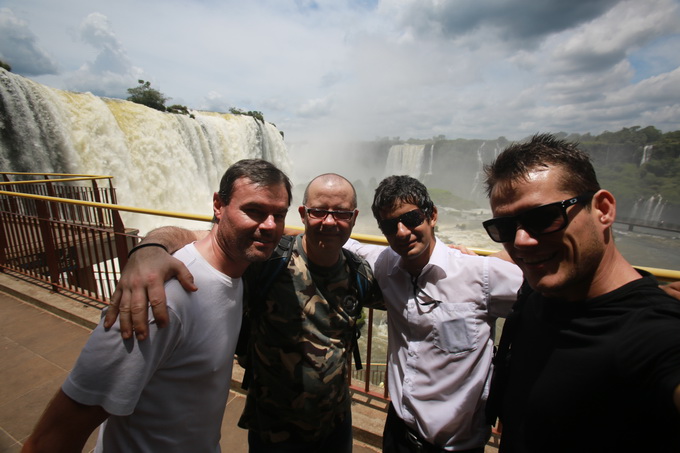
left=108, top=226, right=201, bottom=338
left=22, top=389, right=108, bottom=453
left=139, top=226, right=207, bottom=254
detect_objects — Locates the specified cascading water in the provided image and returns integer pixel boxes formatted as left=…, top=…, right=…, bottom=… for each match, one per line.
left=0, top=69, right=291, bottom=233
left=630, top=194, right=666, bottom=223
left=384, top=144, right=426, bottom=178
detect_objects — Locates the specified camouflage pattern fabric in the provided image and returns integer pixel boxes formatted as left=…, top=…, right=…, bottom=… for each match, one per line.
left=238, top=235, right=383, bottom=444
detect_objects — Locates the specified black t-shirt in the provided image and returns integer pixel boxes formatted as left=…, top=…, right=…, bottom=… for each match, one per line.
left=499, top=275, right=680, bottom=452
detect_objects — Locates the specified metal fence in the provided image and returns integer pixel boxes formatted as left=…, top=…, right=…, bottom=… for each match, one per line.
left=0, top=172, right=393, bottom=399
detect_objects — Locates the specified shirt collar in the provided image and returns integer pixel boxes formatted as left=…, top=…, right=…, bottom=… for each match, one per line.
left=387, top=237, right=447, bottom=277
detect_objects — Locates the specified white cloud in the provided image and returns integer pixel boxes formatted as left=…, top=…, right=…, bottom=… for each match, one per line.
left=548, top=0, right=680, bottom=74
left=63, top=12, right=142, bottom=98
left=297, top=97, right=333, bottom=117
left=0, top=8, right=58, bottom=75
left=1, top=0, right=679, bottom=141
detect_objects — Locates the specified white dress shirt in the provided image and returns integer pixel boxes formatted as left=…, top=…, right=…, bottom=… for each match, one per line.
left=345, top=237, right=523, bottom=450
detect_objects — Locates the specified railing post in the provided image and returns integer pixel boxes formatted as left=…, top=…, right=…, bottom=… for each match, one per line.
left=44, top=176, right=61, bottom=220
left=113, top=210, right=130, bottom=271
left=108, top=178, right=119, bottom=205
left=0, top=212, right=8, bottom=271
left=364, top=309, right=374, bottom=393
left=35, top=199, right=61, bottom=292
left=91, top=179, right=106, bottom=226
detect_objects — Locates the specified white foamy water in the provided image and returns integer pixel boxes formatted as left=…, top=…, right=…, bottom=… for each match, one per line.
left=0, top=69, right=291, bottom=234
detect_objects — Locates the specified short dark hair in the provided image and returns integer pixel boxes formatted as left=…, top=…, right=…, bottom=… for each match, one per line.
left=218, top=159, right=292, bottom=206
left=371, top=175, right=434, bottom=222
left=483, top=133, right=601, bottom=198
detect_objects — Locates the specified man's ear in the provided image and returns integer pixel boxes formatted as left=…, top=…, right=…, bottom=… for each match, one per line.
left=593, top=190, right=616, bottom=228
left=213, top=193, right=224, bottom=221
left=298, top=205, right=306, bottom=222
left=429, top=205, right=438, bottom=226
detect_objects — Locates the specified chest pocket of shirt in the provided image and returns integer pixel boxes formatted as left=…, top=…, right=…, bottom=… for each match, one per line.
left=432, top=311, right=478, bottom=357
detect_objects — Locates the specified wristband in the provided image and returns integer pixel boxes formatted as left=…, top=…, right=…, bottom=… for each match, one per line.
left=127, top=242, right=169, bottom=258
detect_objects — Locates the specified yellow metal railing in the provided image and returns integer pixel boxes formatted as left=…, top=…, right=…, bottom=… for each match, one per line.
left=4, top=189, right=679, bottom=282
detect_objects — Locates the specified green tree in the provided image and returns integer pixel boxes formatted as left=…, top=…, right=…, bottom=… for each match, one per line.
left=0, top=60, right=11, bottom=71
left=166, top=104, right=195, bottom=119
left=229, top=107, right=264, bottom=122
left=126, top=80, right=169, bottom=112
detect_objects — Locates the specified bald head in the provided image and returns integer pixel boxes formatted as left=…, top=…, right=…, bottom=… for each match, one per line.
left=303, top=173, right=357, bottom=209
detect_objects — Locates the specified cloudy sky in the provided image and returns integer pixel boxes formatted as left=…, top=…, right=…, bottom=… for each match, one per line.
left=1, top=0, right=679, bottom=143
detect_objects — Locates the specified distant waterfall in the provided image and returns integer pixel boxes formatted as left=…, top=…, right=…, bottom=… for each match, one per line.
left=630, top=195, right=666, bottom=223
left=385, top=144, right=426, bottom=178
left=0, top=69, right=291, bottom=232
left=640, top=145, right=653, bottom=166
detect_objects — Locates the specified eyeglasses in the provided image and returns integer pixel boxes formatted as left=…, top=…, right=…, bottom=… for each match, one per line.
left=483, top=193, right=594, bottom=243
left=378, top=209, right=427, bottom=235
left=305, top=207, right=356, bottom=221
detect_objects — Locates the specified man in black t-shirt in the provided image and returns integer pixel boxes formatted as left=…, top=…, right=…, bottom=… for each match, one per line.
left=482, top=133, right=680, bottom=452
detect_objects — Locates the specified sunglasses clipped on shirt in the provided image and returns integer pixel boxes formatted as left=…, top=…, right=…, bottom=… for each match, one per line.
left=482, top=193, right=595, bottom=243
left=378, top=209, right=427, bottom=235
left=305, top=207, right=356, bottom=221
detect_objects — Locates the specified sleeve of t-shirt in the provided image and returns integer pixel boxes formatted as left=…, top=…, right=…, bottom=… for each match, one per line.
left=618, top=304, right=680, bottom=414
left=62, top=305, right=183, bottom=416
left=485, top=256, right=524, bottom=319
left=344, top=238, right=385, bottom=269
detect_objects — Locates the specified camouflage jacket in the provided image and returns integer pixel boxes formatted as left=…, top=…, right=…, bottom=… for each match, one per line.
left=237, top=234, right=383, bottom=443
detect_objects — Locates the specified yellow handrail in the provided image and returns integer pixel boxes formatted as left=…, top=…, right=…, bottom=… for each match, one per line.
left=0, top=176, right=115, bottom=185
left=2, top=189, right=679, bottom=282
left=1, top=171, right=114, bottom=178
left=0, top=190, right=212, bottom=222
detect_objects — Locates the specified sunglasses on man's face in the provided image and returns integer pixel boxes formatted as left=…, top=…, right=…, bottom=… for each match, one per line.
left=378, top=209, right=427, bottom=235
left=483, top=193, right=594, bottom=243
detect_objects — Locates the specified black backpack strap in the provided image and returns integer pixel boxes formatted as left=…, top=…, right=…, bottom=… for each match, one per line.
left=485, top=278, right=532, bottom=425
left=237, top=235, right=295, bottom=389
left=342, top=248, right=371, bottom=371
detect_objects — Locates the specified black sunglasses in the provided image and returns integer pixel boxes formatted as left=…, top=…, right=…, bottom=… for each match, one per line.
left=483, top=193, right=594, bottom=243
left=305, top=207, right=356, bottom=221
left=378, top=209, right=427, bottom=235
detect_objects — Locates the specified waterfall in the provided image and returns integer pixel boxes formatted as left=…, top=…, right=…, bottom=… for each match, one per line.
left=384, top=144, right=426, bottom=178
left=0, top=69, right=291, bottom=233
left=640, top=145, right=653, bottom=166
left=630, top=194, right=666, bottom=224
left=469, top=142, right=486, bottom=198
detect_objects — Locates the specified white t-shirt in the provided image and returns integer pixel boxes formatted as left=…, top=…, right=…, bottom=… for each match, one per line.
left=62, top=243, right=243, bottom=452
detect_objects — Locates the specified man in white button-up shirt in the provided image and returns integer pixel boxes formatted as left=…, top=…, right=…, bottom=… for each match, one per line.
left=346, top=175, right=523, bottom=453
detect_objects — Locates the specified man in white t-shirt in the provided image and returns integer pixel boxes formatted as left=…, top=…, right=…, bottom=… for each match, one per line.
left=22, top=159, right=292, bottom=453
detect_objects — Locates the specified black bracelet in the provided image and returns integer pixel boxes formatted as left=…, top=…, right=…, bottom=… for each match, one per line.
left=127, top=242, right=169, bottom=258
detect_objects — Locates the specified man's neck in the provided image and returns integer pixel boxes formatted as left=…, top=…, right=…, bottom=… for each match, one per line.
left=585, top=247, right=642, bottom=300
left=301, top=235, right=342, bottom=268
left=195, top=228, right=249, bottom=278
left=401, top=238, right=436, bottom=277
